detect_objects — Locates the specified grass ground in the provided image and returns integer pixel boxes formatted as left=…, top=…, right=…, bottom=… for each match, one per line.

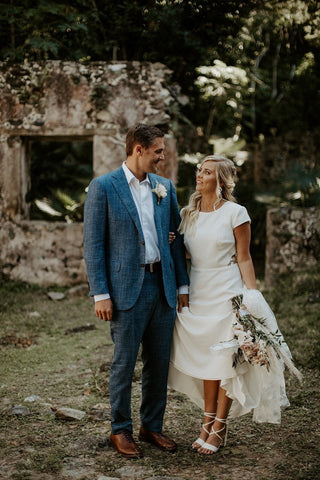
left=0, top=270, right=319, bottom=480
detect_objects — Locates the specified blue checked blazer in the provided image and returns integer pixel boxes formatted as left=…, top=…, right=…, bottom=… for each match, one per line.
left=83, top=167, right=189, bottom=310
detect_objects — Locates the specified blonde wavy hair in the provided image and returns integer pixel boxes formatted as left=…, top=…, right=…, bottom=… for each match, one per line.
left=179, top=155, right=237, bottom=235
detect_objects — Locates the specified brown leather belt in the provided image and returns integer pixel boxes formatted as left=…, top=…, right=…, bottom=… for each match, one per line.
left=144, top=262, right=161, bottom=273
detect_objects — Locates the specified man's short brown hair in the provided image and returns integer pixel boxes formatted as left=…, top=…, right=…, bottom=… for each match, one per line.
left=126, top=123, right=164, bottom=156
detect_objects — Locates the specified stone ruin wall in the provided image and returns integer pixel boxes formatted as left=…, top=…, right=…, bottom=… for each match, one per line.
left=255, top=133, right=320, bottom=286
left=0, top=60, right=186, bottom=286
left=265, top=206, right=320, bottom=286
left=0, top=61, right=319, bottom=287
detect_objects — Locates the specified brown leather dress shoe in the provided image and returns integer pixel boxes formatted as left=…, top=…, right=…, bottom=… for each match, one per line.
left=138, top=426, right=177, bottom=452
left=110, top=431, right=143, bottom=458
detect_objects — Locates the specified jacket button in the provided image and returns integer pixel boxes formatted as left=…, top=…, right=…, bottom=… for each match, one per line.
left=140, top=264, right=145, bottom=267
left=141, top=241, right=145, bottom=245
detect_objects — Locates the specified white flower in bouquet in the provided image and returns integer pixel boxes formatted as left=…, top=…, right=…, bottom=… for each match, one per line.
left=232, top=315, right=270, bottom=369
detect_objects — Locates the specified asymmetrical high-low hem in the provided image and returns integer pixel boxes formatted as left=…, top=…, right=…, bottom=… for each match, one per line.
left=168, top=201, right=290, bottom=424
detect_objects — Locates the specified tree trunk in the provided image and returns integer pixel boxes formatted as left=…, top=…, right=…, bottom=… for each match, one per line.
left=250, top=33, right=270, bottom=137
left=271, top=42, right=281, bottom=99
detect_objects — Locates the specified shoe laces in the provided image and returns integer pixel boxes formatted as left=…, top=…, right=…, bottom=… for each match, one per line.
left=202, top=412, right=216, bottom=435
left=122, top=430, right=134, bottom=443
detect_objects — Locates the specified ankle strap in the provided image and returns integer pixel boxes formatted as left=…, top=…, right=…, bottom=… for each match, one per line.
left=202, top=412, right=216, bottom=435
left=215, top=417, right=227, bottom=423
left=209, top=425, right=226, bottom=441
left=204, top=412, right=216, bottom=418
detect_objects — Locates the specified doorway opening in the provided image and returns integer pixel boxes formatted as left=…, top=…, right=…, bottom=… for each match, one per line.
left=23, top=136, right=93, bottom=222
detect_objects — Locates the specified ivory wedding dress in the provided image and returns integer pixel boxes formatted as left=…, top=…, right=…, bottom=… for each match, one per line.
left=168, top=201, right=290, bottom=424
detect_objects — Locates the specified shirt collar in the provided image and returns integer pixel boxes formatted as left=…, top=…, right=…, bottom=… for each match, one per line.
left=122, top=162, right=150, bottom=185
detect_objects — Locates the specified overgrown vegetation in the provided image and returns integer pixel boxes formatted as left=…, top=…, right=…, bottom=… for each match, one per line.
left=2, top=1, right=319, bottom=230
left=0, top=271, right=319, bottom=479
left=1, top=1, right=320, bottom=144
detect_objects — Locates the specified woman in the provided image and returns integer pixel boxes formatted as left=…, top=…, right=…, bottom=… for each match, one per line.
left=168, top=155, right=293, bottom=455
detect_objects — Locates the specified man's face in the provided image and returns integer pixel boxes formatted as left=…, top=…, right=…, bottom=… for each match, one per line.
left=138, top=137, right=165, bottom=174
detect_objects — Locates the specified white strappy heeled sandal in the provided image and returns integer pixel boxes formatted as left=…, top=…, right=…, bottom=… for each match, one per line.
left=192, top=412, right=216, bottom=450
left=199, top=417, right=228, bottom=454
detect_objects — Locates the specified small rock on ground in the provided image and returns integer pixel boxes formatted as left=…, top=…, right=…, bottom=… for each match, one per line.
left=53, top=407, right=86, bottom=421
left=47, top=291, right=65, bottom=300
left=28, top=311, right=41, bottom=317
left=24, top=395, right=43, bottom=403
left=8, top=405, right=31, bottom=416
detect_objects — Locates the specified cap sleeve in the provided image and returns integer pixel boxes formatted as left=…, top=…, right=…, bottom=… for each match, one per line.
left=232, top=205, right=251, bottom=229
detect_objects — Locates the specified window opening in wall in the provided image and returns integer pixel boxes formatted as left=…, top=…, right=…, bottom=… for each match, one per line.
left=26, top=138, right=93, bottom=222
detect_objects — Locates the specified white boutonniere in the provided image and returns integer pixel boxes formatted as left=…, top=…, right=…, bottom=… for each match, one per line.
left=152, top=181, right=167, bottom=205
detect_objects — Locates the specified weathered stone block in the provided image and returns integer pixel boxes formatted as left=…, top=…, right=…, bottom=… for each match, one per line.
left=0, top=221, right=86, bottom=286
left=265, top=206, right=320, bottom=286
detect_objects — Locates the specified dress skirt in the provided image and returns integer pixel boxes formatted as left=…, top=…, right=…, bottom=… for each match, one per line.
left=168, top=263, right=290, bottom=424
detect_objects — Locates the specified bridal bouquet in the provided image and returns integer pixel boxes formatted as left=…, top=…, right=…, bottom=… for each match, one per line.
left=231, top=292, right=302, bottom=381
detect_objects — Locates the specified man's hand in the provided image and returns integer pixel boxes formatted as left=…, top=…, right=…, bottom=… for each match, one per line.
left=95, top=298, right=113, bottom=321
left=177, top=293, right=189, bottom=312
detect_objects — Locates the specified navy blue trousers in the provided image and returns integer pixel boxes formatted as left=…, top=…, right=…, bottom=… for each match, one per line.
left=109, top=270, right=176, bottom=434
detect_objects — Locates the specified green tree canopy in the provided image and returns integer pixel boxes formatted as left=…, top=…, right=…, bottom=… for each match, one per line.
left=1, top=0, right=319, bottom=143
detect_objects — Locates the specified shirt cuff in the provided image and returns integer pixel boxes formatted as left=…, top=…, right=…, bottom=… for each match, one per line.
left=178, top=285, right=189, bottom=295
left=94, top=293, right=110, bottom=302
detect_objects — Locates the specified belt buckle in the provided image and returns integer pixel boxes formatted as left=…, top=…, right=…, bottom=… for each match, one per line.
left=150, top=263, right=154, bottom=273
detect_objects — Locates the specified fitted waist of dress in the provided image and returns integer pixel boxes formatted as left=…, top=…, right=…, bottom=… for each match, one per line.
left=190, top=262, right=239, bottom=272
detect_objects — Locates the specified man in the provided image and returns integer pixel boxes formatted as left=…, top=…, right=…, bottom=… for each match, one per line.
left=83, top=123, right=189, bottom=458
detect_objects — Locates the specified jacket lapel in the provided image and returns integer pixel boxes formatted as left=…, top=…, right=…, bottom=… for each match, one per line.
left=149, top=174, right=162, bottom=239
left=111, top=168, right=144, bottom=238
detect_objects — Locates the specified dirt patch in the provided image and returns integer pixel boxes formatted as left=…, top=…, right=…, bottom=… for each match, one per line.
left=0, top=335, right=37, bottom=348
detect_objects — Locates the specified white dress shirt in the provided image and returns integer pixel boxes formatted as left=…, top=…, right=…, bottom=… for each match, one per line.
left=122, top=162, right=160, bottom=264
left=94, top=162, right=188, bottom=302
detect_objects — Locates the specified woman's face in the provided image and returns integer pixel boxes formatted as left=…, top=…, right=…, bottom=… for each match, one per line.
left=196, top=161, right=218, bottom=195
